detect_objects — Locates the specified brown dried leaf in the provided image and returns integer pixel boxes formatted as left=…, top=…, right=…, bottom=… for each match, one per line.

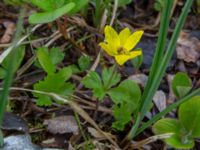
left=176, top=31, right=200, bottom=63
left=43, top=116, right=79, bottom=135
left=0, top=21, right=15, bottom=44
left=153, top=90, right=166, bottom=112
left=128, top=74, right=148, bottom=88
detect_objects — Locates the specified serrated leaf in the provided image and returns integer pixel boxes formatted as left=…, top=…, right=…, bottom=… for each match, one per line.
left=29, top=2, right=75, bottom=24
left=172, top=72, right=192, bottom=98
left=49, top=47, right=64, bottom=65
left=102, top=67, right=120, bottom=89
left=78, top=55, right=91, bottom=71
left=82, top=71, right=102, bottom=90
left=33, top=67, right=74, bottom=106
left=36, top=47, right=55, bottom=73
left=112, top=103, right=132, bottom=131
left=36, top=47, right=65, bottom=74
left=179, top=96, right=200, bottom=138
left=153, top=118, right=194, bottom=149
left=108, top=80, right=141, bottom=111
left=82, top=71, right=105, bottom=100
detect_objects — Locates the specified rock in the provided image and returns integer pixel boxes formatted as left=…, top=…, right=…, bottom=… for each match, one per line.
left=0, top=134, right=40, bottom=150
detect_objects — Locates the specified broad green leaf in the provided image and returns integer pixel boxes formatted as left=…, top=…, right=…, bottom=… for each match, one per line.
left=49, top=47, right=64, bottom=65
left=33, top=67, right=74, bottom=106
left=102, top=67, right=120, bottom=89
left=108, top=80, right=141, bottom=111
left=172, top=72, right=192, bottom=98
left=82, top=71, right=102, bottom=90
left=78, top=55, right=91, bottom=71
left=118, top=0, right=132, bottom=7
left=31, top=0, right=56, bottom=11
left=179, top=96, right=200, bottom=138
left=0, top=46, right=25, bottom=79
left=131, top=49, right=143, bottom=69
left=36, top=47, right=55, bottom=74
left=153, top=118, right=194, bottom=149
left=29, top=2, right=75, bottom=24
left=81, top=71, right=105, bottom=100
left=112, top=103, right=132, bottom=131
left=67, top=0, right=89, bottom=15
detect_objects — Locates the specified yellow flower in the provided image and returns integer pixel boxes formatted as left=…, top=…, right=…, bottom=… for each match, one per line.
left=99, top=25, right=143, bottom=65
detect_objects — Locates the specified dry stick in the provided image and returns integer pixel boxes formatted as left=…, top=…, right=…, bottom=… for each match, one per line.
left=110, top=0, right=118, bottom=26
left=0, top=87, right=119, bottom=148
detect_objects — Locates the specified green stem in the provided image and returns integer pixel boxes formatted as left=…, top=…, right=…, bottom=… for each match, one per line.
left=141, top=0, right=173, bottom=106
left=136, top=88, right=200, bottom=136
left=126, top=0, right=193, bottom=141
left=0, top=8, right=25, bottom=147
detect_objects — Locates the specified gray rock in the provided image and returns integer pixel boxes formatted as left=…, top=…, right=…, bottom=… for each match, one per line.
left=0, top=134, right=40, bottom=150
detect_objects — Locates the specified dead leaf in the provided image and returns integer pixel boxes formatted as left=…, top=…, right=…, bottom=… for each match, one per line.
left=128, top=74, right=148, bottom=88
left=0, top=21, right=15, bottom=44
left=43, top=115, right=79, bottom=135
left=176, top=31, right=200, bottom=63
left=153, top=90, right=167, bottom=112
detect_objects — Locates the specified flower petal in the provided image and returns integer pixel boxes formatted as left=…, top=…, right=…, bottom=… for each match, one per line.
left=119, top=28, right=131, bottom=46
left=104, top=25, right=120, bottom=49
left=124, top=30, right=144, bottom=51
left=114, top=50, right=142, bottom=65
left=99, top=42, right=116, bottom=56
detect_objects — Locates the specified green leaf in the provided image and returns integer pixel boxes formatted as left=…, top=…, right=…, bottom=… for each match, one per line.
left=179, top=96, right=200, bottom=138
left=82, top=71, right=102, bottom=90
left=172, top=72, right=192, bottom=98
left=78, top=55, right=91, bottom=72
left=81, top=71, right=105, bottom=100
left=29, top=2, right=75, bottom=24
left=118, top=0, right=132, bottom=7
left=102, top=67, right=120, bottom=89
left=153, top=118, right=194, bottom=149
left=36, top=47, right=55, bottom=73
left=33, top=67, right=74, bottom=106
left=131, top=50, right=143, bottom=69
left=49, top=47, right=65, bottom=65
left=112, top=103, right=132, bottom=131
left=36, top=47, right=65, bottom=74
left=108, top=80, right=141, bottom=112
left=66, top=0, right=89, bottom=15
left=0, top=46, right=25, bottom=79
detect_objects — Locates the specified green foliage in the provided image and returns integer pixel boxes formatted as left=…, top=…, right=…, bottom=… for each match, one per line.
left=33, top=47, right=74, bottom=106
left=82, top=66, right=120, bottom=100
left=154, top=0, right=164, bottom=12
left=33, top=67, right=74, bottom=106
left=118, top=0, right=132, bottom=7
left=0, top=46, right=25, bottom=79
left=82, top=66, right=141, bottom=130
left=153, top=96, right=200, bottom=149
left=108, top=80, right=141, bottom=130
left=131, top=49, right=143, bottom=69
left=172, top=72, right=192, bottom=98
left=29, top=0, right=90, bottom=24
left=29, top=2, right=75, bottom=24
left=36, top=47, right=64, bottom=74
left=70, top=55, right=91, bottom=74
left=3, top=0, right=27, bottom=5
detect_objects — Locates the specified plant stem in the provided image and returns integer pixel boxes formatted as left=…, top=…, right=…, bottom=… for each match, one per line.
left=136, top=88, right=200, bottom=136
left=125, top=0, right=193, bottom=141
left=0, top=8, right=25, bottom=147
left=141, top=0, right=173, bottom=106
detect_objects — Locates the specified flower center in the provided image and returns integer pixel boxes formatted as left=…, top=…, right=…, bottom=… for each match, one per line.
left=117, top=47, right=127, bottom=54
